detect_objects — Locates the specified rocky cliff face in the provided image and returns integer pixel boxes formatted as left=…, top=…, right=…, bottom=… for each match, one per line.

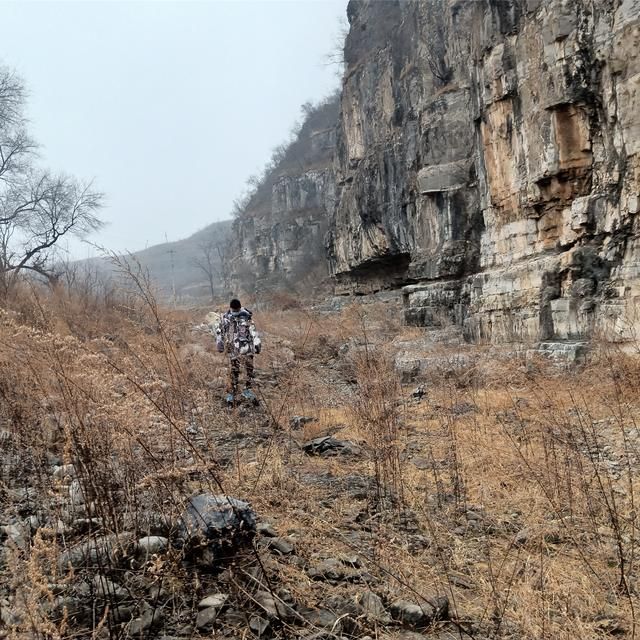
left=328, top=0, right=640, bottom=343
left=232, top=99, right=339, bottom=293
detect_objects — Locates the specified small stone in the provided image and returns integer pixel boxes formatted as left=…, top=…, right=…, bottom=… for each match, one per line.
left=358, top=590, right=390, bottom=622
left=74, top=582, right=92, bottom=598
left=92, top=574, right=127, bottom=599
left=137, top=536, right=169, bottom=555
left=51, top=596, right=85, bottom=621
left=390, top=600, right=425, bottom=626
left=300, top=607, right=340, bottom=629
left=267, top=537, right=294, bottom=555
left=257, top=522, right=278, bottom=537
left=58, top=533, right=134, bottom=571
left=254, top=590, right=297, bottom=621
left=221, top=608, right=246, bottom=626
left=198, top=593, right=229, bottom=610
left=308, top=557, right=345, bottom=582
left=147, top=584, right=171, bottom=603
left=390, top=596, right=448, bottom=627
left=128, top=604, right=162, bottom=636
left=195, top=607, right=219, bottom=629
left=112, top=605, right=135, bottom=624
left=322, top=594, right=364, bottom=617
left=290, top=416, right=317, bottom=429
left=249, top=615, right=270, bottom=635
left=128, top=620, right=148, bottom=636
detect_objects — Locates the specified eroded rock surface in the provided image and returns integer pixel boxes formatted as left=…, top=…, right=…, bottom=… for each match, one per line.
left=231, top=98, right=339, bottom=292
left=327, top=0, right=640, bottom=344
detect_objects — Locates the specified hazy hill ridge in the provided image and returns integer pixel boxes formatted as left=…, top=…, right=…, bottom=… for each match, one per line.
left=77, top=219, right=232, bottom=302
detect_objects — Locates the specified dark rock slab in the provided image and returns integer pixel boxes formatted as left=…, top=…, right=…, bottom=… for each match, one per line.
left=302, top=436, right=362, bottom=457
left=176, top=493, right=256, bottom=567
left=390, top=596, right=449, bottom=627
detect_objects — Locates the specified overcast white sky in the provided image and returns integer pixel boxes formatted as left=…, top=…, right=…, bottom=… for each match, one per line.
left=1, top=0, right=346, bottom=258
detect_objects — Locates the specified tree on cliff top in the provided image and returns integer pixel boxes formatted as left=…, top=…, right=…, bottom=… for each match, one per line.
left=231, top=91, right=339, bottom=220
left=0, top=65, right=103, bottom=296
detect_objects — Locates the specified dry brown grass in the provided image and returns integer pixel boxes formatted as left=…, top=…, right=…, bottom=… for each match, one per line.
left=1, top=280, right=640, bottom=639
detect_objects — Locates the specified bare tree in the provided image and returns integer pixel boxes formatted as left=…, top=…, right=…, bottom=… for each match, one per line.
left=193, top=235, right=231, bottom=301
left=0, top=65, right=103, bottom=296
left=323, top=14, right=349, bottom=72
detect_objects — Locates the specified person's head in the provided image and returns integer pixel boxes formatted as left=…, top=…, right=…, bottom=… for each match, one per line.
left=230, top=298, right=242, bottom=311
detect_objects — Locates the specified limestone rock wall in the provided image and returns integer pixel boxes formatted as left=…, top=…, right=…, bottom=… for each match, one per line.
left=231, top=99, right=339, bottom=293
left=233, top=167, right=336, bottom=289
left=328, top=0, right=640, bottom=343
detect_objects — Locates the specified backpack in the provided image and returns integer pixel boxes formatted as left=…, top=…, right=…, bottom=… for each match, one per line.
left=229, top=310, right=254, bottom=355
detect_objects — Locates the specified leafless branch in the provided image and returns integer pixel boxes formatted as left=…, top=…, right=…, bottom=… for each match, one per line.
left=0, top=65, right=104, bottom=295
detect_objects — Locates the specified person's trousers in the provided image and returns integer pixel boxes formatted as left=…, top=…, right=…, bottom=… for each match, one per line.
left=228, top=355, right=254, bottom=393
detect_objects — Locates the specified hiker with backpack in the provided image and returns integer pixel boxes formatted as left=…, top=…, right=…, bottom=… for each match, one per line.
left=215, top=298, right=261, bottom=405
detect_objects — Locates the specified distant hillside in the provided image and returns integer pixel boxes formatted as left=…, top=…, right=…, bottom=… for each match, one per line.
left=78, top=219, right=233, bottom=303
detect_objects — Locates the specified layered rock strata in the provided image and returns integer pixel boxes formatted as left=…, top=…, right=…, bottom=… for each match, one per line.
left=232, top=101, right=338, bottom=293
left=327, top=0, right=640, bottom=343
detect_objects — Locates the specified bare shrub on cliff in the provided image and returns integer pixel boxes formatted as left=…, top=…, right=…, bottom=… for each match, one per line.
left=230, top=94, right=339, bottom=222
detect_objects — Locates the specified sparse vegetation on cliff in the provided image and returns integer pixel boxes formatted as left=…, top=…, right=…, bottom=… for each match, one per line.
left=230, top=93, right=339, bottom=296
left=231, top=93, right=339, bottom=221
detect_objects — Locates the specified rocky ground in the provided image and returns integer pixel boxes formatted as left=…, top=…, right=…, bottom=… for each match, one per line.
left=1, top=292, right=639, bottom=639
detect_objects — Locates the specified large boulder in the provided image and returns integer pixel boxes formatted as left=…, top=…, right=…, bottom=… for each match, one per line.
left=176, top=493, right=256, bottom=568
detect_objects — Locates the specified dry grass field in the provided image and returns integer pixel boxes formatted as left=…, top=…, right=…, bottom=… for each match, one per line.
left=1, top=278, right=639, bottom=639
